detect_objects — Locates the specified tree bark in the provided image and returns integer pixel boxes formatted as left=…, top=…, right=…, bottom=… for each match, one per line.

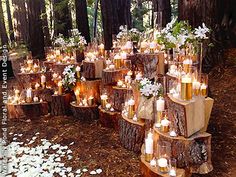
left=53, top=0, right=72, bottom=37
left=5, top=0, right=14, bottom=42
left=40, top=0, right=51, bottom=46
left=101, top=0, right=113, bottom=49
left=93, top=0, right=99, bottom=39
left=28, top=0, right=45, bottom=59
left=157, top=0, right=171, bottom=27
left=12, top=0, right=28, bottom=43
left=75, top=0, right=91, bottom=43
left=0, top=0, right=8, bottom=45
left=117, top=0, right=132, bottom=29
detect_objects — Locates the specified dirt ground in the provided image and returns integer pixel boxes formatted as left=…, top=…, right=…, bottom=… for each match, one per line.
left=1, top=50, right=236, bottom=177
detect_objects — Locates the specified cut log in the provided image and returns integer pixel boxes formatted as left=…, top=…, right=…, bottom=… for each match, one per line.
left=119, top=114, right=145, bottom=153
left=51, top=93, right=72, bottom=116
left=43, top=61, right=54, bottom=70
left=33, top=88, right=54, bottom=102
left=113, top=86, right=133, bottom=111
left=98, top=106, right=120, bottom=131
left=83, top=60, right=104, bottom=79
left=102, top=69, right=128, bottom=85
left=165, top=94, right=211, bottom=137
left=154, top=128, right=213, bottom=174
left=74, top=49, right=84, bottom=63
left=70, top=101, right=99, bottom=121
left=7, top=102, right=48, bottom=119
left=140, top=154, right=187, bottom=177
left=75, top=79, right=101, bottom=104
left=17, top=71, right=52, bottom=88
left=201, top=97, right=214, bottom=132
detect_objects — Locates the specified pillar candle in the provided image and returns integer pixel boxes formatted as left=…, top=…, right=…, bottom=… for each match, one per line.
left=41, top=75, right=46, bottom=88
left=127, top=98, right=135, bottom=119
left=26, top=88, right=32, bottom=103
left=58, top=81, right=63, bottom=95
left=181, top=75, right=192, bottom=101
left=145, top=132, right=154, bottom=162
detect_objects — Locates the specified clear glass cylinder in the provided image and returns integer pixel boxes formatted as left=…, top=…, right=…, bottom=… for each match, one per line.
left=157, top=141, right=171, bottom=174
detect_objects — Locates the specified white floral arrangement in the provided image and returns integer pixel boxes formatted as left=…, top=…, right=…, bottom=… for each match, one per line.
left=139, top=78, right=162, bottom=98
left=53, top=33, right=66, bottom=47
left=117, top=25, right=141, bottom=42
left=67, top=29, right=87, bottom=51
left=62, top=65, right=77, bottom=91
left=156, top=17, right=210, bottom=49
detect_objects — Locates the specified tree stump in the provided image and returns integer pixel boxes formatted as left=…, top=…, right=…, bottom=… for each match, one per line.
left=33, top=88, right=54, bottom=102
left=165, top=94, right=211, bottom=137
left=83, top=60, right=104, bottom=79
left=140, top=154, right=187, bottom=177
left=51, top=93, right=72, bottom=116
left=7, top=102, right=48, bottom=119
left=113, top=86, right=133, bottom=111
left=74, top=49, right=84, bottom=63
left=76, top=79, right=101, bottom=104
left=43, top=61, right=54, bottom=70
left=154, top=128, right=213, bottom=174
left=70, top=101, right=99, bottom=121
left=119, top=114, right=145, bottom=153
left=102, top=69, right=127, bottom=85
left=98, top=106, right=120, bottom=131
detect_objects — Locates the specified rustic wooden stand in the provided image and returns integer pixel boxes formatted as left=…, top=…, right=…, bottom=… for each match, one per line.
left=98, top=106, right=120, bottom=131
left=119, top=114, right=145, bottom=153
left=165, top=94, right=213, bottom=137
left=83, top=61, right=96, bottom=79
left=7, top=102, right=48, bottom=119
left=140, top=154, right=187, bottom=177
left=51, top=93, right=72, bottom=116
left=154, top=128, right=213, bottom=174
left=33, top=88, right=54, bottom=102
left=113, top=86, right=133, bottom=111
left=70, top=101, right=99, bottom=121
left=102, top=69, right=128, bottom=85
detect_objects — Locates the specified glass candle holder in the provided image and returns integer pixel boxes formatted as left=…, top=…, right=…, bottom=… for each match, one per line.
left=169, top=158, right=177, bottom=177
left=155, top=97, right=165, bottom=128
left=114, top=54, right=122, bottom=69
left=181, top=74, right=193, bottom=101
left=123, top=59, right=132, bottom=70
left=127, top=97, right=135, bottom=119
left=145, top=129, right=154, bottom=162
left=199, top=73, right=208, bottom=97
left=100, top=93, right=108, bottom=109
left=157, top=142, right=171, bottom=174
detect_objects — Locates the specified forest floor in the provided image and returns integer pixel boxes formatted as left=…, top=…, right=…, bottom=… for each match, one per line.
left=1, top=49, right=236, bottom=177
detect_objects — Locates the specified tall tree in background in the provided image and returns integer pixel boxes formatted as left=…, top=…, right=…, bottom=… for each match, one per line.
left=75, top=0, right=91, bottom=43
left=54, top=0, right=72, bottom=37
left=178, top=0, right=236, bottom=71
left=0, top=0, right=8, bottom=45
left=12, top=0, right=28, bottom=43
left=28, top=0, right=45, bottom=59
left=6, top=0, right=14, bottom=42
left=117, top=0, right=132, bottom=29
left=101, top=0, right=113, bottom=49
left=93, top=0, right=99, bottom=39
left=153, top=0, right=171, bottom=27
left=40, top=0, right=51, bottom=46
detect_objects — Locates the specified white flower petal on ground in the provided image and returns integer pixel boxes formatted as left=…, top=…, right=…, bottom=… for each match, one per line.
left=96, top=169, right=102, bottom=174
left=90, top=170, right=97, bottom=175
left=82, top=168, right=88, bottom=172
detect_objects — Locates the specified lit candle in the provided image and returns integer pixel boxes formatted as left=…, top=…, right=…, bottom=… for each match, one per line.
left=26, top=88, right=32, bottom=103
left=27, top=59, right=33, bottom=70
left=150, top=159, right=157, bottom=167
left=149, top=41, right=157, bottom=53
left=140, top=41, right=148, bottom=53
left=76, top=66, right=81, bottom=78
left=105, top=103, right=111, bottom=110
left=33, top=63, right=40, bottom=73
left=145, top=131, right=154, bottom=162
left=135, top=72, right=142, bottom=81
left=158, top=158, right=168, bottom=173
left=125, top=75, right=131, bottom=83
left=88, top=96, right=94, bottom=106
left=55, top=50, right=60, bottom=56
left=117, top=80, right=123, bottom=87
left=183, top=59, right=192, bottom=73
left=169, top=131, right=177, bottom=137
left=161, top=117, right=170, bottom=133
left=121, top=52, right=127, bottom=60
left=125, top=41, right=133, bottom=54
left=127, top=98, right=135, bottom=119
left=75, top=89, right=80, bottom=104
left=181, top=75, right=192, bottom=101
left=127, top=70, right=132, bottom=76
left=14, top=89, right=20, bottom=97
left=169, top=169, right=177, bottom=177
left=109, top=64, right=115, bottom=70
left=200, top=83, right=207, bottom=97
left=156, top=97, right=165, bottom=128
left=33, top=96, right=39, bottom=102
left=35, top=83, right=40, bottom=90
left=82, top=98, right=88, bottom=106
left=41, top=75, right=46, bottom=89
left=101, top=94, right=108, bottom=108
left=114, top=54, right=121, bottom=69
left=58, top=81, right=63, bottom=95
left=193, top=80, right=201, bottom=96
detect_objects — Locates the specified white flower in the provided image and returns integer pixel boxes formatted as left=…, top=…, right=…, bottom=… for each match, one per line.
left=194, top=23, right=210, bottom=40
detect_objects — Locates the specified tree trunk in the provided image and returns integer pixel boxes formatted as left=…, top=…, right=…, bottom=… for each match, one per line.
left=5, top=0, right=14, bottom=42
left=0, top=0, right=8, bottom=45
left=28, top=0, right=45, bottom=59
left=53, top=0, right=72, bottom=37
left=12, top=0, right=28, bottom=43
left=40, top=0, right=51, bottom=46
left=157, top=0, right=171, bottom=27
left=101, top=0, right=113, bottom=49
left=93, top=0, right=99, bottom=39
left=75, top=0, right=91, bottom=43
left=178, top=0, right=236, bottom=72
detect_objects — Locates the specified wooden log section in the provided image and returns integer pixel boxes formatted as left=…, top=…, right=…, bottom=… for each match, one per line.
left=102, top=69, right=128, bottom=85
left=98, top=106, right=120, bottom=131
left=75, top=79, right=101, bottom=104
left=33, top=88, right=54, bottom=102
left=7, top=102, right=48, bottom=119
left=51, top=93, right=72, bottom=116
left=83, top=61, right=96, bottom=79
left=43, top=61, right=54, bottom=70
left=165, top=94, right=212, bottom=137
left=140, top=154, right=187, bottom=177
left=119, top=114, right=145, bottom=153
left=154, top=128, right=213, bottom=174
left=113, top=86, right=133, bottom=111
left=70, top=101, right=99, bottom=121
